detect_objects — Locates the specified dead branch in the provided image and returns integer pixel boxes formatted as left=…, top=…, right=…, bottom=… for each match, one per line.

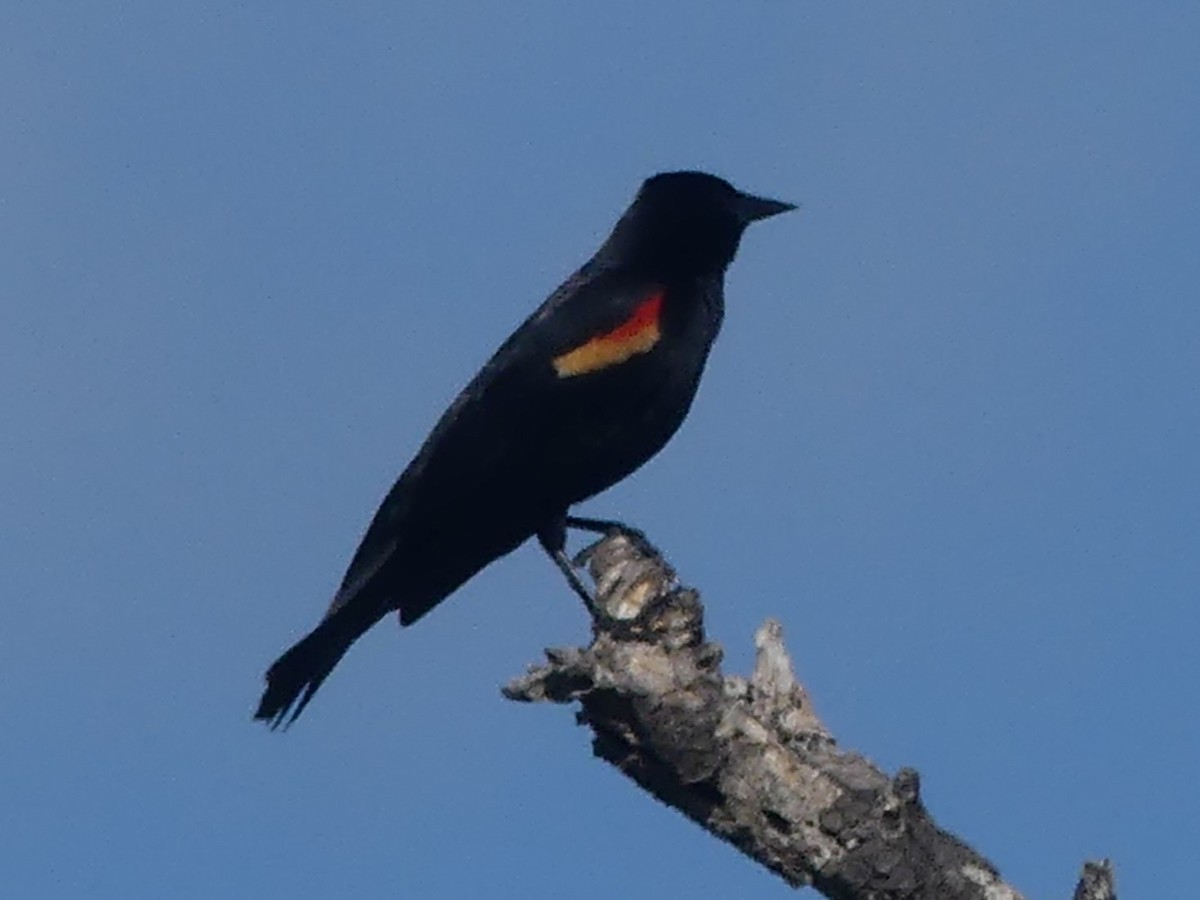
left=504, top=532, right=1116, bottom=900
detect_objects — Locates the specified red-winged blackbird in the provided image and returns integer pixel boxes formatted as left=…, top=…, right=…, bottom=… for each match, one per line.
left=255, top=171, right=794, bottom=728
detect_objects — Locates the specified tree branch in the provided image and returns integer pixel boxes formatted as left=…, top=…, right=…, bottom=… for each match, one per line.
left=504, top=532, right=1116, bottom=900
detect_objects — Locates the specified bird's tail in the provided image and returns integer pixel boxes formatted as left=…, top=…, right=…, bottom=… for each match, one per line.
left=254, top=603, right=376, bottom=730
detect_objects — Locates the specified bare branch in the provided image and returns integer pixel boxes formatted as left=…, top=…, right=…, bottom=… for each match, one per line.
left=505, top=532, right=1115, bottom=900
left=1073, top=859, right=1116, bottom=900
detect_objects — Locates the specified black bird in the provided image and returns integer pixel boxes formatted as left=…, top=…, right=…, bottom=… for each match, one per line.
left=255, top=171, right=794, bottom=728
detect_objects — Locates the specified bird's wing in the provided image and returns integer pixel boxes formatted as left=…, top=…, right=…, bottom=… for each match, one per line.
left=489, top=261, right=667, bottom=376
left=324, top=265, right=665, bottom=619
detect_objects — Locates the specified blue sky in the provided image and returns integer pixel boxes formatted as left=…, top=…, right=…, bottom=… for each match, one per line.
left=2, top=4, right=1197, bottom=898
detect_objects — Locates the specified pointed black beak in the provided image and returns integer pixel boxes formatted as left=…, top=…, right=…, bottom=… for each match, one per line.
left=737, top=192, right=798, bottom=223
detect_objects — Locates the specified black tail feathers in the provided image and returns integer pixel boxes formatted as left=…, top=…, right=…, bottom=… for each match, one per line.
left=254, top=607, right=373, bottom=730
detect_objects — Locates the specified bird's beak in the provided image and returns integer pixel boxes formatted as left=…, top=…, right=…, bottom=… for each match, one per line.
left=738, top=193, right=798, bottom=223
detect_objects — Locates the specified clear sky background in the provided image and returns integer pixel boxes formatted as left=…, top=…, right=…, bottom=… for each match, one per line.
left=2, top=4, right=1197, bottom=898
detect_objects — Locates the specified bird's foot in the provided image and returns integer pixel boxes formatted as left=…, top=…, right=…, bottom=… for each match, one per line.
left=565, top=516, right=654, bottom=565
left=540, top=517, right=657, bottom=616
left=564, top=518, right=652, bottom=561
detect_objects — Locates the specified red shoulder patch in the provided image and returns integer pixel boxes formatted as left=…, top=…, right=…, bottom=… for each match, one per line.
left=552, top=292, right=664, bottom=378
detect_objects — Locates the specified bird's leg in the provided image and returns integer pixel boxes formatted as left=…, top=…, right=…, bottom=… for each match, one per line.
left=538, top=520, right=596, bottom=612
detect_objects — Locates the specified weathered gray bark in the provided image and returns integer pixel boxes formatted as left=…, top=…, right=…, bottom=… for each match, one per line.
left=504, top=532, right=1116, bottom=900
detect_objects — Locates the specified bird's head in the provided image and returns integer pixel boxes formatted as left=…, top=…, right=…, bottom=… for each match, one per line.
left=603, top=171, right=795, bottom=276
